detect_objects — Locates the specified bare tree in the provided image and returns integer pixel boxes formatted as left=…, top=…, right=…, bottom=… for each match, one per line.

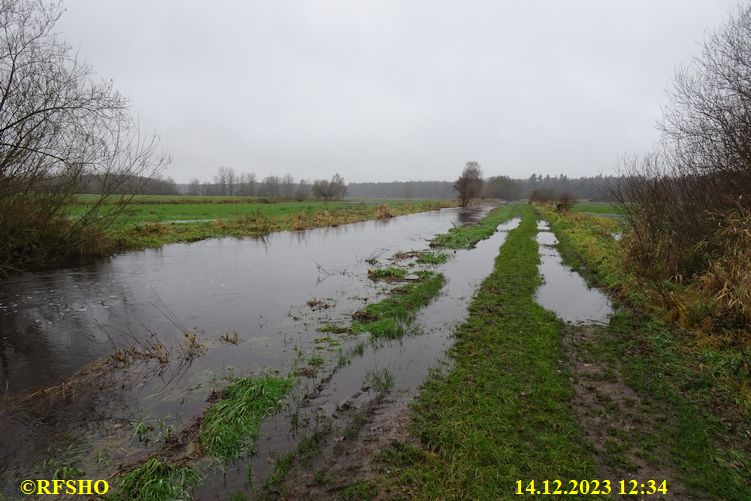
left=454, top=161, right=483, bottom=207
left=0, top=0, right=166, bottom=273
left=294, top=179, right=310, bottom=201
left=281, top=173, right=295, bottom=197
left=238, top=172, right=256, bottom=196
left=312, top=174, right=346, bottom=201
left=186, top=178, right=201, bottom=196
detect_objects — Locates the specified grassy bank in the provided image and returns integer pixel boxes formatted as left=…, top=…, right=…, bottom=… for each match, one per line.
left=541, top=206, right=751, bottom=499
left=68, top=197, right=455, bottom=229
left=95, top=200, right=455, bottom=252
left=61, top=200, right=456, bottom=255
left=430, top=204, right=517, bottom=248
left=380, top=204, right=595, bottom=498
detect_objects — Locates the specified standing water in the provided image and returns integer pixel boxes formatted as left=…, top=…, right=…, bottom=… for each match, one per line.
left=535, top=220, right=612, bottom=323
left=0, top=205, right=513, bottom=493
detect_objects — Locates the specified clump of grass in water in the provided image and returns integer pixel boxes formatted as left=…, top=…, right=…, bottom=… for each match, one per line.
left=318, top=323, right=349, bottom=334
left=367, top=267, right=407, bottom=280
left=349, top=341, right=367, bottom=357
left=352, top=271, right=445, bottom=339
left=308, top=354, right=325, bottom=367
left=416, top=251, right=449, bottom=265
left=430, top=204, right=517, bottom=249
left=111, top=458, right=199, bottom=501
left=200, top=375, right=294, bottom=460
left=364, top=368, right=394, bottom=395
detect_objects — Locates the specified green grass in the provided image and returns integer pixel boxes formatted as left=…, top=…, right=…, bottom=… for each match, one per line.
left=308, top=354, right=325, bottom=367
left=367, top=267, right=407, bottom=280
left=352, top=271, right=445, bottom=339
left=430, top=204, right=517, bottom=248
left=67, top=197, right=454, bottom=229
left=364, top=368, right=394, bottom=395
left=199, top=375, right=294, bottom=460
left=110, top=458, right=200, bottom=501
left=68, top=201, right=352, bottom=227
left=380, top=205, right=596, bottom=498
left=543, top=207, right=751, bottom=500
left=415, top=251, right=449, bottom=265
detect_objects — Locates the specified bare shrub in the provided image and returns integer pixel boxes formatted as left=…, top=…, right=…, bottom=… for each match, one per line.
left=0, top=0, right=166, bottom=274
left=614, top=5, right=751, bottom=281
left=556, top=193, right=576, bottom=212
left=375, top=204, right=394, bottom=219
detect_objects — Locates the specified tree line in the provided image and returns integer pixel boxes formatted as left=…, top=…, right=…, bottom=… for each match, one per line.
left=182, top=168, right=347, bottom=200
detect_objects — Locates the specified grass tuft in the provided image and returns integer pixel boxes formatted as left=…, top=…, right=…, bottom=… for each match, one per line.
left=367, top=267, right=407, bottom=280
left=111, top=458, right=200, bottom=501
left=199, top=375, right=293, bottom=460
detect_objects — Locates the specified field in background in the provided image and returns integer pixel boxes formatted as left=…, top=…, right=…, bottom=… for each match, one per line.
left=68, top=195, right=448, bottom=229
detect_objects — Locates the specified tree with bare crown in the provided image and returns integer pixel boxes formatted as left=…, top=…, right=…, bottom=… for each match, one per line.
left=454, top=161, right=484, bottom=207
left=0, top=0, right=167, bottom=274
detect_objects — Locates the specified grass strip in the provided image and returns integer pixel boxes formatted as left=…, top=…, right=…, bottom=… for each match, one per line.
left=199, top=375, right=294, bottom=460
left=381, top=204, right=595, bottom=498
left=352, top=271, right=445, bottom=339
left=542, top=206, right=751, bottom=500
left=110, top=458, right=200, bottom=501
left=430, top=204, right=517, bottom=249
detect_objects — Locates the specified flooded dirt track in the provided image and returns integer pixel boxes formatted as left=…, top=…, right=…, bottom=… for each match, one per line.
left=194, top=216, right=521, bottom=498
left=535, top=220, right=612, bottom=324
left=0, top=205, right=511, bottom=496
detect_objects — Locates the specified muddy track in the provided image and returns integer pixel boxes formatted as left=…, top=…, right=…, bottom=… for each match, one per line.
left=562, top=323, right=697, bottom=500
left=266, top=390, right=413, bottom=499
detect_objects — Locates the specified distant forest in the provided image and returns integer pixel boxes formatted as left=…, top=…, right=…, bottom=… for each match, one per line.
left=348, top=175, right=616, bottom=201
left=78, top=171, right=617, bottom=201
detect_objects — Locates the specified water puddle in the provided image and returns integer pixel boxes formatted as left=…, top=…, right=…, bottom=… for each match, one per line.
left=535, top=221, right=612, bottom=323
left=0, top=205, right=513, bottom=494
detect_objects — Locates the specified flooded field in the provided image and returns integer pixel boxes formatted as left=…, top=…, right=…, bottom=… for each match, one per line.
left=0, top=205, right=510, bottom=495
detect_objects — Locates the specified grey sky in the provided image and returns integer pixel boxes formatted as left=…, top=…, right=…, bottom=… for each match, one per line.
left=58, top=0, right=737, bottom=183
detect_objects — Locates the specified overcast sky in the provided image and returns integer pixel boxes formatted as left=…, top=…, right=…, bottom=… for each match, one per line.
left=57, top=0, right=737, bottom=183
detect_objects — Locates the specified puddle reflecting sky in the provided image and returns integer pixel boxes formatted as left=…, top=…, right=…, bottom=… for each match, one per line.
left=535, top=221, right=612, bottom=324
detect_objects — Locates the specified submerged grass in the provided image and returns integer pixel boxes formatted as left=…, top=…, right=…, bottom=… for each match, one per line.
left=381, top=205, right=595, bottom=498
left=367, top=267, right=407, bottom=280
left=430, top=204, right=517, bottom=249
left=110, top=458, right=200, bottom=501
left=542, top=206, right=751, bottom=500
left=199, top=375, right=294, bottom=460
left=352, top=271, right=445, bottom=339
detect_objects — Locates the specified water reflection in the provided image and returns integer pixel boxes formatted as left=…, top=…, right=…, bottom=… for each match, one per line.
left=535, top=221, right=612, bottom=323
